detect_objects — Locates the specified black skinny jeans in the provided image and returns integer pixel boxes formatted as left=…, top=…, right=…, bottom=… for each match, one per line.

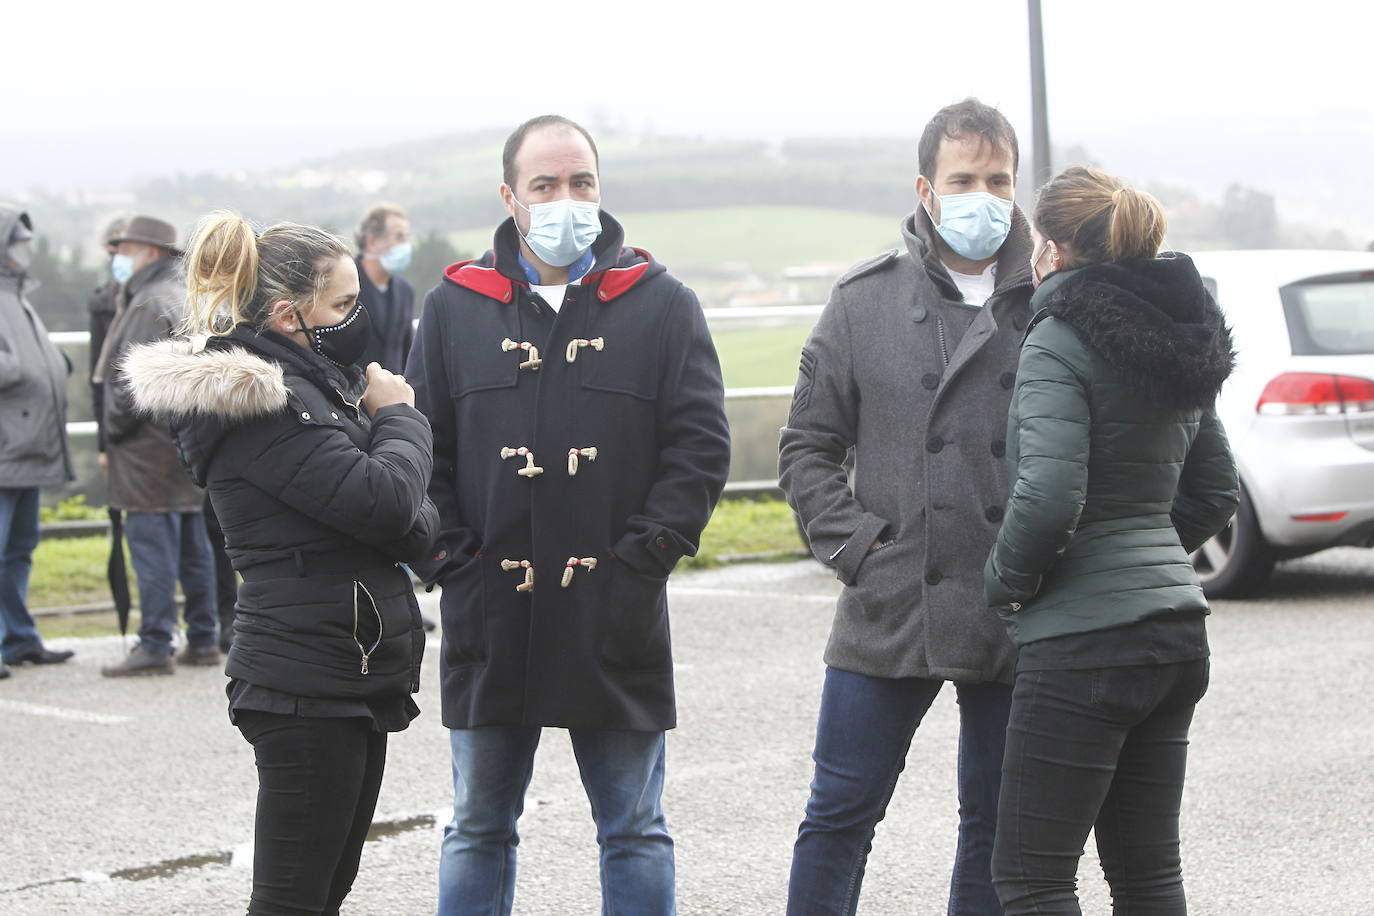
left=236, top=712, right=388, bottom=916
left=992, top=659, right=1209, bottom=915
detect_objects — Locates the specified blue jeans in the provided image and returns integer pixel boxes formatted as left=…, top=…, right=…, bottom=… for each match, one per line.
left=0, top=488, right=42, bottom=658
left=438, top=727, right=675, bottom=916
left=787, top=667, right=1013, bottom=916
left=124, top=511, right=217, bottom=654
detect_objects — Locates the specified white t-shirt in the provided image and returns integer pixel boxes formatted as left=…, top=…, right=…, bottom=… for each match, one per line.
left=531, top=283, right=570, bottom=312
left=946, top=263, right=998, bottom=307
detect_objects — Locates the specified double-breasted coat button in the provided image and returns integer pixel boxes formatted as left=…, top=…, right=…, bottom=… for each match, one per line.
left=925, top=569, right=943, bottom=586
left=1000, top=372, right=1015, bottom=389
left=921, top=372, right=940, bottom=390
left=985, top=505, right=1004, bottom=522
left=991, top=439, right=1006, bottom=458
left=926, top=436, right=944, bottom=454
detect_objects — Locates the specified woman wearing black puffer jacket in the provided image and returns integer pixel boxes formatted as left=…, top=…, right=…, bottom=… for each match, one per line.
left=984, top=168, right=1239, bottom=915
left=124, top=212, right=438, bottom=916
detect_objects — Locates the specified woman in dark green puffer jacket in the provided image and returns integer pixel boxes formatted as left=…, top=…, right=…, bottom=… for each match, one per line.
left=984, top=166, right=1239, bottom=916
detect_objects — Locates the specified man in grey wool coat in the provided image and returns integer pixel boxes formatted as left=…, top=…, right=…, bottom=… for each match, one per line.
left=779, top=98, right=1035, bottom=915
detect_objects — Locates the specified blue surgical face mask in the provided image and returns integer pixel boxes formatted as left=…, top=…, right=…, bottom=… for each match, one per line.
left=378, top=241, right=412, bottom=273
left=111, top=253, right=136, bottom=285
left=921, top=178, right=1014, bottom=261
left=510, top=194, right=602, bottom=268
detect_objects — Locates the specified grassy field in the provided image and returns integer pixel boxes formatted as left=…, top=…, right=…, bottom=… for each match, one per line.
left=713, top=321, right=813, bottom=389
left=29, top=535, right=128, bottom=610
left=679, top=497, right=805, bottom=570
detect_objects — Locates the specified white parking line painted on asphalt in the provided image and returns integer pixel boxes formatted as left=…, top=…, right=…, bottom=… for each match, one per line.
left=668, top=585, right=838, bottom=604
left=0, top=699, right=131, bottom=725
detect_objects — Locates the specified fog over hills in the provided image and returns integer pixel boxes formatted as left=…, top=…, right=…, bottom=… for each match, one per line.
left=6, top=123, right=1369, bottom=254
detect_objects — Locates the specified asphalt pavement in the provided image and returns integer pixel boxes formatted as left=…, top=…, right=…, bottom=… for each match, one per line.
left=3, top=552, right=1373, bottom=915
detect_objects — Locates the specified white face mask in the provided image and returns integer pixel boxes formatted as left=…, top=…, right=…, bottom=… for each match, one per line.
left=510, top=194, right=602, bottom=267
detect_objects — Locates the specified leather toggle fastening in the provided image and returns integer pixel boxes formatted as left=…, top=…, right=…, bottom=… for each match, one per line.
left=501, top=338, right=542, bottom=370
left=560, top=556, right=599, bottom=588
left=565, top=337, right=605, bottom=363
left=567, top=446, right=598, bottom=476
left=500, top=446, right=544, bottom=477
left=500, top=559, right=535, bottom=592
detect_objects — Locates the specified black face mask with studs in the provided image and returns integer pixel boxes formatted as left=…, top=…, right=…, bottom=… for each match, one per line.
left=295, top=301, right=372, bottom=368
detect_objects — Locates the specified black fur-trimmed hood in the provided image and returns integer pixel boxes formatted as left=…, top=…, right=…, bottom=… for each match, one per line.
left=1033, top=254, right=1235, bottom=409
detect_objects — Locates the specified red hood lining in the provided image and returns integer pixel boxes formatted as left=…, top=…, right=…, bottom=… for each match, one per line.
left=444, top=248, right=654, bottom=304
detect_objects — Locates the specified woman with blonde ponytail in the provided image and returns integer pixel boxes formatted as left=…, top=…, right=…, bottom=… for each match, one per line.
left=122, top=211, right=438, bottom=915
left=983, top=167, right=1239, bottom=913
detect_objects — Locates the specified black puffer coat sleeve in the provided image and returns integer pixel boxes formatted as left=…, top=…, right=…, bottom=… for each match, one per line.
left=1170, top=408, right=1239, bottom=553
left=610, top=285, right=731, bottom=575
left=238, top=399, right=438, bottom=559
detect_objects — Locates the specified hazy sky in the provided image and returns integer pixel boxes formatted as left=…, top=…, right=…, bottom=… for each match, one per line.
left=7, top=0, right=1373, bottom=238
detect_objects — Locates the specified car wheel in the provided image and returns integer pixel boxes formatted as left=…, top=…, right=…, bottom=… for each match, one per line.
left=1191, top=486, right=1275, bottom=599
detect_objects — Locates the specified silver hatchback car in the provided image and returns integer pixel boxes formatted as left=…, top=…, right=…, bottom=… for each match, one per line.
left=1187, top=250, right=1374, bottom=597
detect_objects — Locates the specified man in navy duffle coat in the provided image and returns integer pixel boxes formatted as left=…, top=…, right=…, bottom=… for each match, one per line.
left=407, top=115, right=730, bottom=916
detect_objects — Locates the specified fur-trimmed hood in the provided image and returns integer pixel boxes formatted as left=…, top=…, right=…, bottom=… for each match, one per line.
left=124, top=327, right=362, bottom=486
left=1031, top=254, right=1235, bottom=409
left=123, top=338, right=289, bottom=421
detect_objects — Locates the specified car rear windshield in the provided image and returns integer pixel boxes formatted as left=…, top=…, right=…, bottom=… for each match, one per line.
left=1280, top=276, right=1374, bottom=355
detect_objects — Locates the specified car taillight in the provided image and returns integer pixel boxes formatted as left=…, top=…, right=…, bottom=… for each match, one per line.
left=1256, top=372, right=1374, bottom=415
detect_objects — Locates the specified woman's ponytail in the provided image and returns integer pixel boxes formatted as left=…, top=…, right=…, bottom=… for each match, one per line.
left=1106, top=186, right=1167, bottom=261
left=183, top=211, right=259, bottom=336
left=1035, top=166, right=1168, bottom=266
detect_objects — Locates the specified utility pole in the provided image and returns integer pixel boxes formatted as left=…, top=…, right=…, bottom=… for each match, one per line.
left=1028, top=0, right=1051, bottom=187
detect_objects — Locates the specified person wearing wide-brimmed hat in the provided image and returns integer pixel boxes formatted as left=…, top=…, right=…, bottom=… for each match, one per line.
left=95, top=215, right=220, bottom=677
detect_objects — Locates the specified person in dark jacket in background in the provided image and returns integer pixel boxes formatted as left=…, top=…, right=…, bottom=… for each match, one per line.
left=95, top=215, right=220, bottom=676
left=984, top=167, right=1239, bottom=915
left=354, top=202, right=415, bottom=373
left=91, top=217, right=236, bottom=652
left=408, top=115, right=730, bottom=916
left=0, top=205, right=76, bottom=675
left=124, top=212, right=438, bottom=915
